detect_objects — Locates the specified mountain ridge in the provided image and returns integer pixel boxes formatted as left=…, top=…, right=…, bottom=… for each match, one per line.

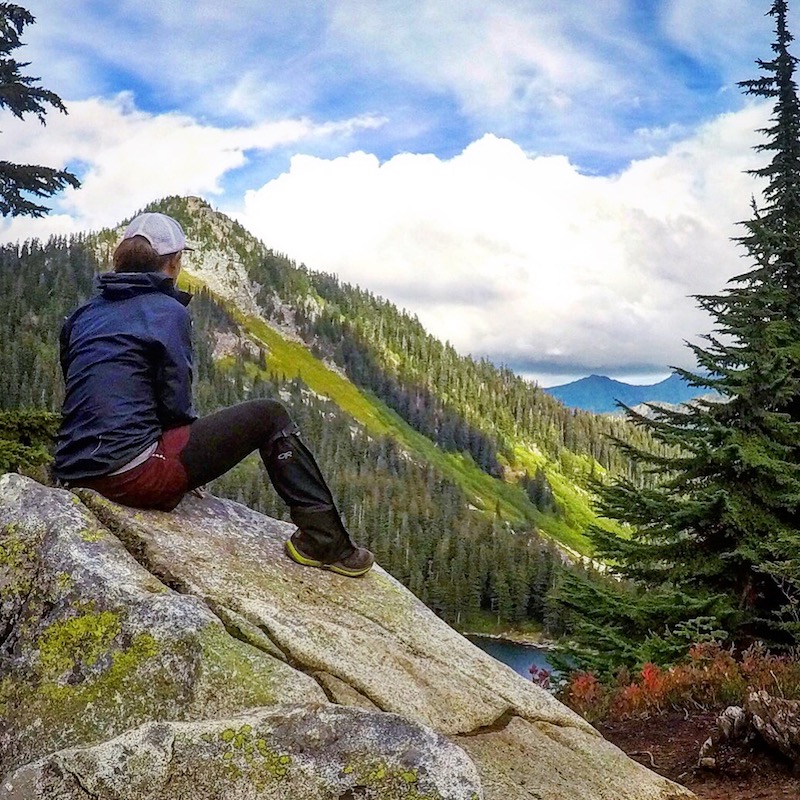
left=544, top=372, right=704, bottom=414
left=148, top=196, right=652, bottom=548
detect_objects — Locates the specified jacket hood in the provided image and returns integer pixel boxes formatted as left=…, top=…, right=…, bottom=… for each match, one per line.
left=97, top=272, right=192, bottom=306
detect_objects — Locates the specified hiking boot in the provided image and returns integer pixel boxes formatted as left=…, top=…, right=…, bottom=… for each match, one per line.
left=285, top=530, right=375, bottom=578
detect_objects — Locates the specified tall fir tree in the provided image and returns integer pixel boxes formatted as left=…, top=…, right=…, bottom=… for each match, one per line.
left=562, top=0, right=800, bottom=665
left=0, top=3, right=79, bottom=216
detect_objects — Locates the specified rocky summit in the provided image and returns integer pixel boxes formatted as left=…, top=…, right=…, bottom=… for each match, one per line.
left=0, top=473, right=693, bottom=799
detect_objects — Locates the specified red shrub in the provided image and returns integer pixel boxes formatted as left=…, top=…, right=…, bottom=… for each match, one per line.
left=559, top=643, right=800, bottom=723
left=560, top=671, right=610, bottom=722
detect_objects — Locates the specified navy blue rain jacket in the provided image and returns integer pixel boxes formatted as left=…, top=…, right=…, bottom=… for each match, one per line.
left=53, top=272, right=197, bottom=481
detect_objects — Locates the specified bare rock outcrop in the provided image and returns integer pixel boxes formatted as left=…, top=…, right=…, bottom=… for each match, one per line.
left=699, top=691, right=800, bottom=770
left=747, top=690, right=800, bottom=766
left=0, top=473, right=693, bottom=799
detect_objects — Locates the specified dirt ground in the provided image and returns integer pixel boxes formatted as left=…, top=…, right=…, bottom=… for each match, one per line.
left=598, top=711, right=800, bottom=799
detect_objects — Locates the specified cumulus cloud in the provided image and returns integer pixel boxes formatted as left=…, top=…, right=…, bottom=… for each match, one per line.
left=0, top=93, right=383, bottom=242
left=5, top=1, right=780, bottom=380
left=236, top=102, right=770, bottom=376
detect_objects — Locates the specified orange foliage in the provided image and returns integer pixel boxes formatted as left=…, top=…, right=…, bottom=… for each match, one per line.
left=559, top=671, right=610, bottom=722
left=558, top=643, right=800, bottom=722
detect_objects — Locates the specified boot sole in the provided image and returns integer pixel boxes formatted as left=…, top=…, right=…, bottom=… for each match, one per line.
left=285, top=539, right=373, bottom=577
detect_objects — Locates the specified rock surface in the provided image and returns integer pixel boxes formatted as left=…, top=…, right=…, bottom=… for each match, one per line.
left=3, top=705, right=481, bottom=800
left=0, top=474, right=324, bottom=777
left=746, top=690, right=800, bottom=766
left=0, top=474, right=694, bottom=799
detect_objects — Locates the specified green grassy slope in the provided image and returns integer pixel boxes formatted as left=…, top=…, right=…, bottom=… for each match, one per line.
left=180, top=271, right=617, bottom=556
left=125, top=194, right=639, bottom=560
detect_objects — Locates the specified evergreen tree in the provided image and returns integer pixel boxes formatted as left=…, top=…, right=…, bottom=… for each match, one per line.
left=582, top=0, right=800, bottom=660
left=0, top=408, right=58, bottom=473
left=0, top=4, right=79, bottom=216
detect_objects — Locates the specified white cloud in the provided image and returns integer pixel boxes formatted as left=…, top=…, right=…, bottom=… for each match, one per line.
left=0, top=0, right=780, bottom=377
left=236, top=102, right=770, bottom=373
left=24, top=0, right=326, bottom=121
left=664, top=0, right=775, bottom=78
left=319, top=0, right=775, bottom=167
left=329, top=0, right=627, bottom=111
left=21, top=0, right=777, bottom=176
left=0, top=93, right=383, bottom=242
left=35, top=0, right=614, bottom=122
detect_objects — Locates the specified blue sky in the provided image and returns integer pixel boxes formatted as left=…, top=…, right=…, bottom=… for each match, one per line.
left=4, top=0, right=785, bottom=384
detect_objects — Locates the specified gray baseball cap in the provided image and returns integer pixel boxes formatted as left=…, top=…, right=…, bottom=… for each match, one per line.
left=122, top=212, right=195, bottom=256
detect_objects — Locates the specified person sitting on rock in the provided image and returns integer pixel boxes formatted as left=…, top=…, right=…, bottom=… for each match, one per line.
left=52, top=211, right=374, bottom=578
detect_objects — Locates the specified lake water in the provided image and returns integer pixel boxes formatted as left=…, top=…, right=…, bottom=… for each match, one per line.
left=466, top=634, right=553, bottom=680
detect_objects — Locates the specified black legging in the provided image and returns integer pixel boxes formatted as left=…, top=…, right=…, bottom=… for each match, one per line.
left=179, top=399, right=354, bottom=560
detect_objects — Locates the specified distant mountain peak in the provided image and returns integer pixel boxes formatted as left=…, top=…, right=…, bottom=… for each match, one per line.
left=544, top=372, right=704, bottom=414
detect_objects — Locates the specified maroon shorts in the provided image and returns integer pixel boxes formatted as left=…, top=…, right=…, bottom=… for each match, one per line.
left=71, top=425, right=191, bottom=511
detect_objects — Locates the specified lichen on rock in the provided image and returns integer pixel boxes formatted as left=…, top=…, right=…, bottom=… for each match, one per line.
left=0, top=474, right=323, bottom=777
left=2, top=706, right=483, bottom=800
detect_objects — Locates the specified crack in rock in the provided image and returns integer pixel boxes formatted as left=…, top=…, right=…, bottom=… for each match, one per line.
left=0, top=556, right=43, bottom=655
left=311, top=672, right=340, bottom=704
left=204, top=601, right=289, bottom=663
left=460, top=708, right=517, bottom=737
left=249, top=618, right=392, bottom=713
left=311, top=671, right=382, bottom=711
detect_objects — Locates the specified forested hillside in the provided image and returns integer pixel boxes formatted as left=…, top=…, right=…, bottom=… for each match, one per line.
left=174, top=195, right=658, bottom=477
left=0, top=201, right=657, bottom=632
left=160, top=197, right=667, bottom=539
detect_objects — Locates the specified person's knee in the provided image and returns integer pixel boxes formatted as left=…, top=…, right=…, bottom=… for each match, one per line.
left=252, top=398, right=296, bottom=442
left=251, top=397, right=287, bottom=415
